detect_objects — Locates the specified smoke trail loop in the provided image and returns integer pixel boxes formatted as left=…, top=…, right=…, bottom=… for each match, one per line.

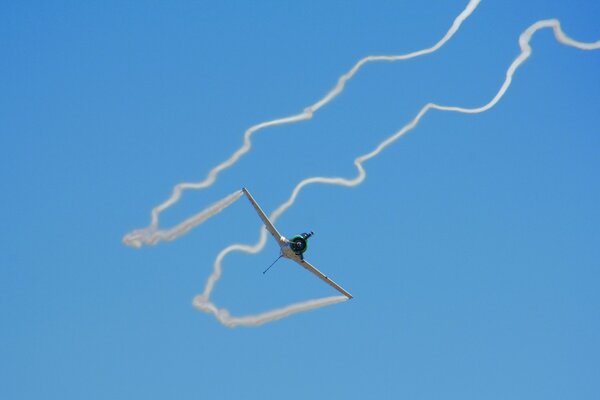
left=195, top=18, right=600, bottom=328
left=125, top=0, right=482, bottom=247
left=123, top=3, right=600, bottom=328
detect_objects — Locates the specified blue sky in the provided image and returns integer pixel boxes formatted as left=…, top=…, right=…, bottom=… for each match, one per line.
left=2, top=1, right=599, bottom=399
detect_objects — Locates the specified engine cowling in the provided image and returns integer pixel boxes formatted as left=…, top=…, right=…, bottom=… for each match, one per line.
left=290, top=234, right=309, bottom=255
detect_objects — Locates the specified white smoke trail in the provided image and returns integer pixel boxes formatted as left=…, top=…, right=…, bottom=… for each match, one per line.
left=193, top=294, right=347, bottom=328
left=122, top=190, right=244, bottom=248
left=268, top=19, right=600, bottom=226
left=124, top=0, right=482, bottom=247
left=123, top=3, right=600, bottom=327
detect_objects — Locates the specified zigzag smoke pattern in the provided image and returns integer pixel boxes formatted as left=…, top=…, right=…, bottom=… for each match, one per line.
left=123, top=1, right=600, bottom=327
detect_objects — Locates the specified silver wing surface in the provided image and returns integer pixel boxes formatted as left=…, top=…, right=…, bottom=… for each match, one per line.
left=242, top=188, right=286, bottom=244
left=297, top=259, right=353, bottom=299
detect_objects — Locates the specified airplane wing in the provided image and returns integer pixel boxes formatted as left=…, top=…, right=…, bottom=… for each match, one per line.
left=242, top=188, right=286, bottom=244
left=297, top=259, right=353, bottom=299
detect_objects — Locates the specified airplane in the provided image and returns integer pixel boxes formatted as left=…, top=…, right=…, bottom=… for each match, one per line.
left=242, top=187, right=353, bottom=299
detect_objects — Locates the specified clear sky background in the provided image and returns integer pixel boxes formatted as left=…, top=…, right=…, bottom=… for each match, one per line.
left=2, top=1, right=599, bottom=399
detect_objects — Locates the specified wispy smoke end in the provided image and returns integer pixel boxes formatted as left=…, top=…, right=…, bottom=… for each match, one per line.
left=123, top=1, right=600, bottom=328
